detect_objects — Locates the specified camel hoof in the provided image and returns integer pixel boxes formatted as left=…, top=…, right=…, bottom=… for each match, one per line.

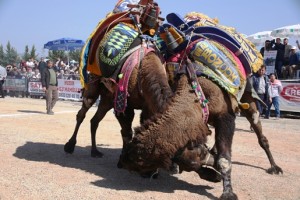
left=91, top=149, right=103, bottom=158
left=266, top=166, right=283, bottom=175
left=64, top=140, right=76, bottom=154
left=140, top=170, right=159, bottom=179
left=197, top=166, right=222, bottom=183
left=220, top=191, right=238, bottom=200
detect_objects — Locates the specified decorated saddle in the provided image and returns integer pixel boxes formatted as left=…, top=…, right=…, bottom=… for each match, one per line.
left=158, top=12, right=264, bottom=100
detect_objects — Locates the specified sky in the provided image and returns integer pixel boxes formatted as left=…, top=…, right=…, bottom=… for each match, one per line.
left=0, top=0, right=299, bottom=57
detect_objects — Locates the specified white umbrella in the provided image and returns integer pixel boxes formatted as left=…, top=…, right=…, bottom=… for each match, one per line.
left=246, top=31, right=275, bottom=46
left=270, top=24, right=300, bottom=38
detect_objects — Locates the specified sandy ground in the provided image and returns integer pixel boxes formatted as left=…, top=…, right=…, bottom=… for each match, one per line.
left=0, top=97, right=300, bottom=200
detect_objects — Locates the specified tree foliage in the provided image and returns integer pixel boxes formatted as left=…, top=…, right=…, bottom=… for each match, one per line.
left=4, top=41, right=19, bottom=66
left=30, top=45, right=37, bottom=59
left=23, top=45, right=31, bottom=61
left=69, top=50, right=81, bottom=62
left=48, top=50, right=67, bottom=63
left=0, top=45, right=5, bottom=66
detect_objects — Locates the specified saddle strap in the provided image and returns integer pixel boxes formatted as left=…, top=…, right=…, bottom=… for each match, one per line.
left=186, top=60, right=209, bottom=123
left=114, top=45, right=155, bottom=113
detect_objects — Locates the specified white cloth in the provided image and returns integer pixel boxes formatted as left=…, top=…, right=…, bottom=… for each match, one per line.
left=268, top=80, right=283, bottom=98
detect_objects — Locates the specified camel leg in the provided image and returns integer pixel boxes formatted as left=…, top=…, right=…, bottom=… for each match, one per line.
left=241, top=92, right=283, bottom=174
left=115, top=107, right=135, bottom=150
left=64, top=96, right=98, bottom=154
left=215, top=113, right=238, bottom=200
left=90, top=96, right=113, bottom=158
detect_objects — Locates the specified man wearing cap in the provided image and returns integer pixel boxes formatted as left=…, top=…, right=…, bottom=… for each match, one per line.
left=288, top=46, right=300, bottom=78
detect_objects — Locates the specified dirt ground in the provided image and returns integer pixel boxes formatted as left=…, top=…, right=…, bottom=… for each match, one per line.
left=0, top=97, right=300, bottom=200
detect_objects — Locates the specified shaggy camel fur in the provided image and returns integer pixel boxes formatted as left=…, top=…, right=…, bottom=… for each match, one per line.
left=64, top=51, right=173, bottom=157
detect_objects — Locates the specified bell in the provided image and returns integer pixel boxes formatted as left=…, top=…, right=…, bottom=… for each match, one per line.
left=145, top=8, right=157, bottom=28
left=166, top=29, right=179, bottom=50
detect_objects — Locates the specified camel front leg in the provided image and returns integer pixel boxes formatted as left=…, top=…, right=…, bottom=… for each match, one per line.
left=215, top=113, right=238, bottom=200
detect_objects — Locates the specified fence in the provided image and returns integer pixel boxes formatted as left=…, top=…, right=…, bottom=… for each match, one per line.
left=3, top=76, right=82, bottom=101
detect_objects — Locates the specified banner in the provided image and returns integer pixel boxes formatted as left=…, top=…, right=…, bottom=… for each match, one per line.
left=278, top=80, right=300, bottom=112
left=57, top=79, right=82, bottom=100
left=3, top=78, right=27, bottom=91
left=264, top=50, right=277, bottom=75
left=27, top=79, right=82, bottom=101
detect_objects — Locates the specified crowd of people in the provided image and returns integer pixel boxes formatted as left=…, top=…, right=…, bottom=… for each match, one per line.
left=5, top=57, right=80, bottom=81
left=259, top=38, right=300, bottom=79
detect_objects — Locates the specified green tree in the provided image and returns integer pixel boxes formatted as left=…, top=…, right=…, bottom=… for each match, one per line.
left=48, top=50, right=67, bottom=63
left=30, top=45, right=37, bottom=59
left=0, top=44, right=5, bottom=66
left=23, top=45, right=31, bottom=61
left=69, top=50, right=81, bottom=63
left=4, top=41, right=19, bottom=66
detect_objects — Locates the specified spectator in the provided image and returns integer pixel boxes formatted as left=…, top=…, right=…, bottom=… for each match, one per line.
left=41, top=60, right=58, bottom=115
left=272, top=38, right=285, bottom=79
left=283, top=38, right=292, bottom=66
left=38, top=57, right=47, bottom=73
left=20, top=67, right=27, bottom=78
left=260, top=40, right=273, bottom=57
left=0, top=65, right=7, bottom=98
left=288, top=46, right=300, bottom=78
left=266, top=73, right=283, bottom=119
left=26, top=58, right=35, bottom=70
left=57, top=69, right=65, bottom=79
left=251, top=64, right=270, bottom=118
left=6, top=65, right=14, bottom=77
left=32, top=69, right=41, bottom=79
left=296, top=40, right=300, bottom=50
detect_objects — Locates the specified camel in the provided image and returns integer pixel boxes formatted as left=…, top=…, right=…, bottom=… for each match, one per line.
left=64, top=0, right=173, bottom=157
left=118, top=73, right=237, bottom=199
left=118, top=12, right=283, bottom=199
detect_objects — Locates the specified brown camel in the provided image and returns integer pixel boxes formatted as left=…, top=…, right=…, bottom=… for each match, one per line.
left=64, top=0, right=172, bottom=157
left=119, top=73, right=237, bottom=199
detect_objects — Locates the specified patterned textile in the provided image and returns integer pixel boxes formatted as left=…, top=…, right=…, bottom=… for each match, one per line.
left=114, top=46, right=155, bottom=113
left=190, top=39, right=241, bottom=95
left=184, top=12, right=263, bottom=73
left=98, top=23, right=139, bottom=77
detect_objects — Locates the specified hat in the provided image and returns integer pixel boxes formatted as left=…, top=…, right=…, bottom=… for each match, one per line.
left=291, top=46, right=297, bottom=50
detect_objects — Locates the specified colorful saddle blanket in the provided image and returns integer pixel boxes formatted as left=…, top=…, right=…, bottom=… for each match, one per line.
left=98, top=23, right=139, bottom=78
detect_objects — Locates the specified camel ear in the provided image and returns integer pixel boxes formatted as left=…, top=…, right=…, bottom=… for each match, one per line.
left=100, top=77, right=117, bottom=93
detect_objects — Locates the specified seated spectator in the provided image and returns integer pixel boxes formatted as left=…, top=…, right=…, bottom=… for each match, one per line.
left=288, top=46, right=300, bottom=78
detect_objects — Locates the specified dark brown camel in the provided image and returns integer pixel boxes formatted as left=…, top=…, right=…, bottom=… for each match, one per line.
left=119, top=73, right=237, bottom=199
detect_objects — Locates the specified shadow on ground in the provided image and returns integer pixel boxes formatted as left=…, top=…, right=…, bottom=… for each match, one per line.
left=18, top=110, right=45, bottom=114
left=13, top=142, right=218, bottom=199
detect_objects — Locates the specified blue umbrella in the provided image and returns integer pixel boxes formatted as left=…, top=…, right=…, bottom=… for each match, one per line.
left=44, top=37, right=85, bottom=51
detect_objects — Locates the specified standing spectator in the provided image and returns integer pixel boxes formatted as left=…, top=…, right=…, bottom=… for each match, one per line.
left=251, top=64, right=270, bottom=118
left=283, top=38, right=292, bottom=65
left=41, top=60, right=58, bottom=115
left=260, top=40, right=273, bottom=57
left=266, top=73, right=283, bottom=119
left=32, top=69, right=41, bottom=79
left=38, top=57, right=47, bottom=73
left=26, top=58, right=35, bottom=70
left=272, top=38, right=285, bottom=79
left=0, top=65, right=7, bottom=98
